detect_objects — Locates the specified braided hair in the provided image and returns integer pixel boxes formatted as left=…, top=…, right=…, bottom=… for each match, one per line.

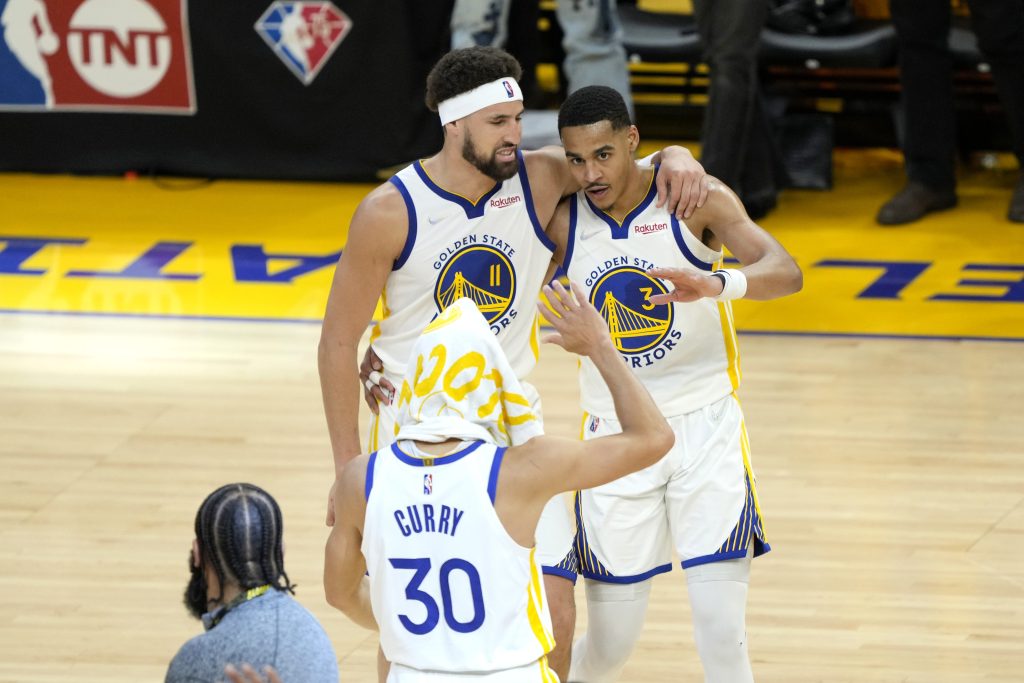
left=194, top=483, right=295, bottom=604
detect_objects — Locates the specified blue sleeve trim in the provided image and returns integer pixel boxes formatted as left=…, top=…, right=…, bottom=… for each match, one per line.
left=518, top=150, right=557, bottom=254
left=670, top=214, right=714, bottom=272
left=541, top=565, right=579, bottom=583
left=364, top=451, right=378, bottom=501
left=388, top=176, right=417, bottom=271
left=487, top=446, right=507, bottom=504
left=580, top=563, right=672, bottom=584
left=563, top=194, right=578, bottom=272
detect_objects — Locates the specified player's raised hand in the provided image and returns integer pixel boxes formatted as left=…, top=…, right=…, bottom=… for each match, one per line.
left=538, top=280, right=614, bottom=358
left=647, top=267, right=723, bottom=304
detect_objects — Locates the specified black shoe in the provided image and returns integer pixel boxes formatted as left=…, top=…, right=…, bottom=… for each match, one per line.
left=1009, top=176, right=1024, bottom=223
left=876, top=182, right=957, bottom=226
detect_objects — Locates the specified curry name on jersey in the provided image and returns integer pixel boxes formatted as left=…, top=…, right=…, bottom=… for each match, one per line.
left=362, top=440, right=554, bottom=673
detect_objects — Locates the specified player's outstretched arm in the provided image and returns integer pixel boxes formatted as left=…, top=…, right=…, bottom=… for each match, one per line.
left=318, top=184, right=407, bottom=525
left=521, top=281, right=673, bottom=494
left=323, top=456, right=377, bottom=631
left=649, top=180, right=803, bottom=305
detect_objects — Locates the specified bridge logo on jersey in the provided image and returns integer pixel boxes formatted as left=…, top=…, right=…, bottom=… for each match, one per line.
left=0, top=0, right=195, bottom=113
left=254, top=1, right=352, bottom=85
left=435, top=245, right=516, bottom=324
left=590, top=266, right=673, bottom=354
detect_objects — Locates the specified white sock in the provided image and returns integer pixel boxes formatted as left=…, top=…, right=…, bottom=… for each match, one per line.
left=685, top=553, right=754, bottom=683
left=568, top=579, right=652, bottom=683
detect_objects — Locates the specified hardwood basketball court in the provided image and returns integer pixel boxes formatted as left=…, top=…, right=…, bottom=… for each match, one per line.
left=0, top=148, right=1021, bottom=681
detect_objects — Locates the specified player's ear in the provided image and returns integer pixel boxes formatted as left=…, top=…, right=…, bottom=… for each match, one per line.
left=627, top=125, right=639, bottom=154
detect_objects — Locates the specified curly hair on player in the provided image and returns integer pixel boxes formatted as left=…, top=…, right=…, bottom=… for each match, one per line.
left=425, top=46, right=523, bottom=112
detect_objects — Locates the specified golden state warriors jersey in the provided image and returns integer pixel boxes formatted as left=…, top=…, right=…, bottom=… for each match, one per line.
left=373, top=153, right=556, bottom=379
left=564, top=167, right=741, bottom=418
left=362, top=440, right=555, bottom=673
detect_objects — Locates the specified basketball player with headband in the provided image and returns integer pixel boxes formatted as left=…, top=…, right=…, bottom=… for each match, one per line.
left=318, top=46, right=708, bottom=680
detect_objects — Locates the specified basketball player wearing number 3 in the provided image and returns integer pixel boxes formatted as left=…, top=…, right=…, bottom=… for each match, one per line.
left=544, top=86, right=803, bottom=682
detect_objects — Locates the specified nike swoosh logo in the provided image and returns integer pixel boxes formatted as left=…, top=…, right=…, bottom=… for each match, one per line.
left=579, top=228, right=603, bottom=241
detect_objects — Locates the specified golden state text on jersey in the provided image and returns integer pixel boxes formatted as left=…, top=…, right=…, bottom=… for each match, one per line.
left=371, top=151, right=556, bottom=380
left=564, top=166, right=740, bottom=418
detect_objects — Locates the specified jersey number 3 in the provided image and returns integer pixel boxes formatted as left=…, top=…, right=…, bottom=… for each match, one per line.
left=390, top=557, right=485, bottom=634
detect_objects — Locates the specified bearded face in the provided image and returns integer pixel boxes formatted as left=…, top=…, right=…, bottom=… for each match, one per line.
left=183, top=551, right=210, bottom=620
left=461, top=127, right=519, bottom=182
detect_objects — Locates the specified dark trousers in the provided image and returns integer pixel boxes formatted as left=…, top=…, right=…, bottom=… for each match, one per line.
left=693, top=0, right=785, bottom=214
left=890, top=0, right=1024, bottom=191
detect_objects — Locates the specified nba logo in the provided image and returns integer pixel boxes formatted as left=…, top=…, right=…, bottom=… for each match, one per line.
left=589, top=416, right=600, bottom=433
left=254, top=1, right=352, bottom=85
left=423, top=474, right=433, bottom=495
left=503, top=80, right=514, bottom=98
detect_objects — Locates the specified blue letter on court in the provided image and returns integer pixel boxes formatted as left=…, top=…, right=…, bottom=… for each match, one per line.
left=0, top=237, right=87, bottom=275
left=231, top=245, right=341, bottom=283
left=66, top=241, right=200, bottom=280
left=930, top=264, right=1024, bottom=303
left=816, top=259, right=931, bottom=299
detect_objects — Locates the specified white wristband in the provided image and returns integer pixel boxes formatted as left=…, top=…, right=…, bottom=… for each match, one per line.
left=711, top=269, right=747, bottom=301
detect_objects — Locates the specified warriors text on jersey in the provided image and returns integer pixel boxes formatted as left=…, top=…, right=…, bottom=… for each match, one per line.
left=362, top=440, right=555, bottom=673
left=374, top=153, right=556, bottom=378
left=563, top=166, right=741, bottom=418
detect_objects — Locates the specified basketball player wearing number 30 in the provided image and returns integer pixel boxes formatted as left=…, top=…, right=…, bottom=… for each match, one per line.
left=544, top=86, right=803, bottom=682
left=324, top=289, right=673, bottom=682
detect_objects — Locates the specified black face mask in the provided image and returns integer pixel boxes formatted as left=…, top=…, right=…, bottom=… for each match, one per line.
left=184, top=551, right=209, bottom=620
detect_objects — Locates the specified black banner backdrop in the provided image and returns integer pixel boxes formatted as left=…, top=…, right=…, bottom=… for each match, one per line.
left=0, top=0, right=451, bottom=181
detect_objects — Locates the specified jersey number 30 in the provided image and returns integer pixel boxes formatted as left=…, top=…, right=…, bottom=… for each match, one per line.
left=390, top=557, right=485, bottom=634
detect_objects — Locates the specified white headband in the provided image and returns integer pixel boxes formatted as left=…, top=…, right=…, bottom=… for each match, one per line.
left=437, top=77, right=523, bottom=126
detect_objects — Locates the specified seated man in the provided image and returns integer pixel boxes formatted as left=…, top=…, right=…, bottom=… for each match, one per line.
left=324, top=286, right=674, bottom=681
left=167, top=483, right=338, bottom=683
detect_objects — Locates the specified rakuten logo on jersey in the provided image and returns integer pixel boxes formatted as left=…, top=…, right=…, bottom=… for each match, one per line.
left=489, top=195, right=522, bottom=209
left=634, top=222, right=668, bottom=235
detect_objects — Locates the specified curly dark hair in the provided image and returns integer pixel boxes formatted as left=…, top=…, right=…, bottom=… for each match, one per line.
left=558, top=85, right=633, bottom=132
left=425, top=46, right=523, bottom=112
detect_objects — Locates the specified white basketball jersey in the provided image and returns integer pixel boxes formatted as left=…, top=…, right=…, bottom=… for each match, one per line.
left=372, top=153, right=556, bottom=379
left=362, top=440, right=555, bottom=674
left=564, top=166, right=740, bottom=418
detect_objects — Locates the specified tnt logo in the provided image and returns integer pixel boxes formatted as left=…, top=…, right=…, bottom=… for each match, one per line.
left=0, top=0, right=194, bottom=112
left=255, top=1, right=352, bottom=85
left=423, top=474, right=433, bottom=495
